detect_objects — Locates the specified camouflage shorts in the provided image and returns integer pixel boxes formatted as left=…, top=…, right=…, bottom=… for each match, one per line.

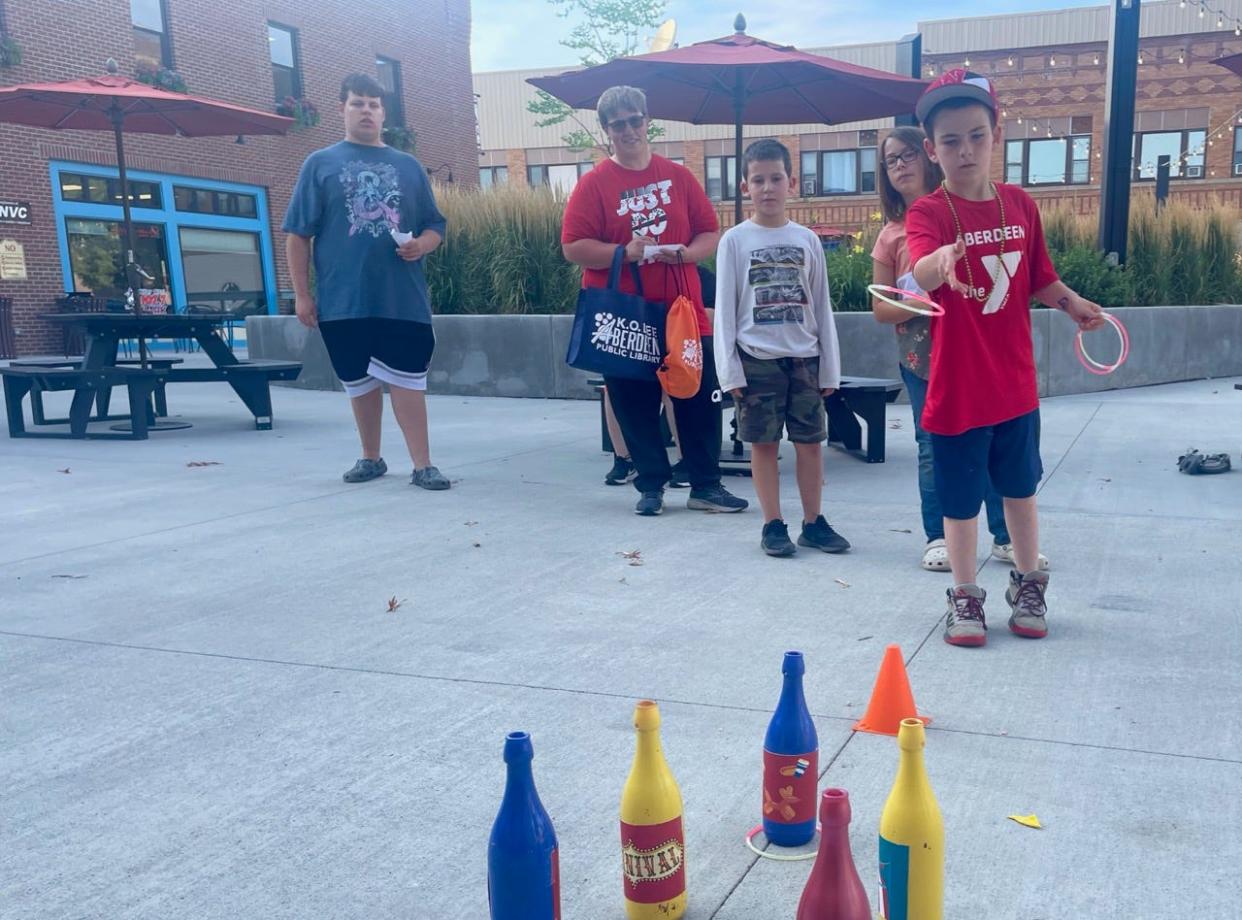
left=734, top=351, right=827, bottom=444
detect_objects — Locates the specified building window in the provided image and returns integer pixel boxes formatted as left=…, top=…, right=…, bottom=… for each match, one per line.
left=53, top=163, right=277, bottom=324
left=479, top=166, right=509, bottom=189
left=1133, top=129, right=1206, bottom=180
left=268, top=23, right=302, bottom=104
left=800, top=151, right=818, bottom=197
left=1005, top=135, right=1092, bottom=186
left=66, top=219, right=171, bottom=303
left=173, top=186, right=258, bottom=217
left=706, top=156, right=737, bottom=201
left=131, top=0, right=172, bottom=68
left=179, top=228, right=266, bottom=314
left=528, top=163, right=591, bottom=194
left=1233, top=128, right=1242, bottom=177
left=798, top=146, right=876, bottom=197
left=59, top=172, right=163, bottom=208
left=376, top=56, right=404, bottom=127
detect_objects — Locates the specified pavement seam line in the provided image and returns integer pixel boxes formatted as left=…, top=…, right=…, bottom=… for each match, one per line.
left=4, top=629, right=1236, bottom=765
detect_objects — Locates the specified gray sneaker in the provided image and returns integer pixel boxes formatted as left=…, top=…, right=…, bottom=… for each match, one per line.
left=343, top=457, right=387, bottom=483
left=1006, top=569, right=1049, bottom=639
left=411, top=466, right=451, bottom=490
left=686, top=484, right=748, bottom=513
left=944, top=584, right=988, bottom=647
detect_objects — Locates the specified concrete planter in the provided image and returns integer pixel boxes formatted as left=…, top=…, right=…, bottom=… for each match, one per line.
left=248, top=305, right=1242, bottom=400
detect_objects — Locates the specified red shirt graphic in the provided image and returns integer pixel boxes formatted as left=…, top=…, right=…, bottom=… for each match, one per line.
left=562, top=155, right=719, bottom=335
left=905, top=183, right=1059, bottom=436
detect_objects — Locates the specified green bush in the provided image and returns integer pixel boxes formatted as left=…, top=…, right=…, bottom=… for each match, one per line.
left=423, top=186, right=1242, bottom=314
left=1048, top=246, right=1133, bottom=307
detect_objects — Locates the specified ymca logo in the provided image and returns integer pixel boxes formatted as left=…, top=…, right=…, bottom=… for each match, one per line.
left=978, top=251, right=1023, bottom=315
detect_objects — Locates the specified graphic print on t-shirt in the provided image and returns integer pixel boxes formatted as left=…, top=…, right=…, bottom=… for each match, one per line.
left=747, top=245, right=807, bottom=325
left=615, top=179, right=674, bottom=238
left=339, top=161, right=402, bottom=237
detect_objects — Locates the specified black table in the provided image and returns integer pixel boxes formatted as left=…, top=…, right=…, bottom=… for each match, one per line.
left=37, top=313, right=300, bottom=434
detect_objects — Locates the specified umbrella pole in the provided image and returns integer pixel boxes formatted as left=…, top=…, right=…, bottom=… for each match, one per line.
left=112, top=105, right=148, bottom=369
left=734, top=75, right=744, bottom=227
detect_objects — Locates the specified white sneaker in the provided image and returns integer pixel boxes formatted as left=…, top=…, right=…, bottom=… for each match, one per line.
left=991, top=542, right=1050, bottom=571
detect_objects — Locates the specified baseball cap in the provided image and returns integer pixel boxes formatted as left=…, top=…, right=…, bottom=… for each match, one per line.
left=915, top=69, right=999, bottom=125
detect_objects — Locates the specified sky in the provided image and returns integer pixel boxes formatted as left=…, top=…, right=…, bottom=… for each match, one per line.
left=471, top=0, right=1109, bottom=72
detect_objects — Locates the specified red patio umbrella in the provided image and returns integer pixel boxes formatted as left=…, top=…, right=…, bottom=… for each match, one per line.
left=529, top=16, right=927, bottom=222
left=0, top=59, right=291, bottom=320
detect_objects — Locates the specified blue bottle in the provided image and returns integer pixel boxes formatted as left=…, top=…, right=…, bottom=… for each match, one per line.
left=762, top=651, right=819, bottom=847
left=487, top=732, right=561, bottom=920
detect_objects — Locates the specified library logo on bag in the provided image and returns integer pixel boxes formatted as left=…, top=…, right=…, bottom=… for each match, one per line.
left=590, top=312, right=662, bottom=363
left=680, top=337, right=702, bottom=370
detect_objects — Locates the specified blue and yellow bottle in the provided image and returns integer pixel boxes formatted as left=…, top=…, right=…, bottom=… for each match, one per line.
left=762, top=651, right=819, bottom=847
left=878, top=718, right=943, bottom=920
left=487, top=732, right=560, bottom=920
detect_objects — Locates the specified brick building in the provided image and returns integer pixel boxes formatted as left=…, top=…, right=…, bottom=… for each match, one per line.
left=0, top=0, right=477, bottom=357
left=474, top=0, right=1242, bottom=231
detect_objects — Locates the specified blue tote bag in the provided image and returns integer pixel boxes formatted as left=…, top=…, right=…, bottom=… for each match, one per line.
left=566, top=246, right=666, bottom=380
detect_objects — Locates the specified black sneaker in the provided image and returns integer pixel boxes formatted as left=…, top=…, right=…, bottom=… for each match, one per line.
left=605, top=456, right=636, bottom=486
left=343, top=457, right=387, bottom=483
left=668, top=460, right=691, bottom=488
left=798, top=515, right=851, bottom=553
left=635, top=490, right=664, bottom=516
left=686, top=485, right=749, bottom=513
left=761, top=519, right=797, bottom=557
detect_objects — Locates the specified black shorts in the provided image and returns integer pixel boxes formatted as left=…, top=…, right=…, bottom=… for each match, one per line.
left=931, top=409, right=1043, bottom=520
left=318, top=319, right=435, bottom=397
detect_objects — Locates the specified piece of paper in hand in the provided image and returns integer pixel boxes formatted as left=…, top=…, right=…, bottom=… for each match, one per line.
left=1006, top=814, right=1043, bottom=829
left=390, top=229, right=413, bottom=246
left=642, top=244, right=679, bottom=264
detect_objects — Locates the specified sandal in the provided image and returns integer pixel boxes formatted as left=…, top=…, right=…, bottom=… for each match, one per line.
left=1177, top=448, right=1232, bottom=475
left=921, top=537, right=951, bottom=572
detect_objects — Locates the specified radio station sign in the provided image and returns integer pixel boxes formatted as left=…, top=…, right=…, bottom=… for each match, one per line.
left=0, top=200, right=33, bottom=225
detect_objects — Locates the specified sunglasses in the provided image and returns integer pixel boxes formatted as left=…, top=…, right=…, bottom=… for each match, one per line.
left=605, top=114, right=647, bottom=132
left=883, top=149, right=920, bottom=170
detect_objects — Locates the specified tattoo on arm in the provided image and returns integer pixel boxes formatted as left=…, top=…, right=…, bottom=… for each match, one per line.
left=1056, top=296, right=1070, bottom=312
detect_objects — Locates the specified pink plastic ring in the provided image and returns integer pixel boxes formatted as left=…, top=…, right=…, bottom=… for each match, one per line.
left=866, top=284, right=946, bottom=317
left=1075, top=312, right=1129, bottom=376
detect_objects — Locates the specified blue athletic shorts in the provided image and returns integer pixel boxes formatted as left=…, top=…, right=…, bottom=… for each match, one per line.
left=931, top=409, right=1042, bottom=520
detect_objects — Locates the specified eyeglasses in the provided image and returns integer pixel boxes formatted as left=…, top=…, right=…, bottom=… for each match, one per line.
left=883, top=149, right=920, bottom=170
left=605, top=114, right=647, bottom=132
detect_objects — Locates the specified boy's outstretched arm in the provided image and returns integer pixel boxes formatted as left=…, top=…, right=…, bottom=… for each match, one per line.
left=712, top=235, right=747, bottom=396
left=1034, top=280, right=1107, bottom=331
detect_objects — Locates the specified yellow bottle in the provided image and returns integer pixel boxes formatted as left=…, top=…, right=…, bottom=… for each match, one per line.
left=620, top=700, right=686, bottom=919
left=878, top=718, right=943, bottom=920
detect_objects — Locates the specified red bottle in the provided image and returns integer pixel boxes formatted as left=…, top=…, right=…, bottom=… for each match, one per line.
left=796, top=789, right=870, bottom=920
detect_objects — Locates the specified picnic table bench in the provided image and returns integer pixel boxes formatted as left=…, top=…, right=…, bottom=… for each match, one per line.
left=588, top=373, right=904, bottom=468
left=8, top=356, right=183, bottom=423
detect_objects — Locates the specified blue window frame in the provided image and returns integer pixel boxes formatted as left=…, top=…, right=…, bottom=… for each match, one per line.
left=50, top=161, right=277, bottom=320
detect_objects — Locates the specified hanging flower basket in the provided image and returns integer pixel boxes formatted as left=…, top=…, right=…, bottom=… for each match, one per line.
left=383, top=125, right=417, bottom=153
left=277, top=96, right=320, bottom=130
left=135, top=62, right=187, bottom=93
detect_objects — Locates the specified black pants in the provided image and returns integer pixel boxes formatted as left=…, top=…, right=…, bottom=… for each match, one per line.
left=605, top=335, right=723, bottom=494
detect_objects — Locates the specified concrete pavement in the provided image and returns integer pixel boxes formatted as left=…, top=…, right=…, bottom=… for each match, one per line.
left=2, top=378, right=1240, bottom=918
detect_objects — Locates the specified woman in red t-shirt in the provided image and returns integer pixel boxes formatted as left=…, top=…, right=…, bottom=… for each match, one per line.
left=562, top=85, right=747, bottom=517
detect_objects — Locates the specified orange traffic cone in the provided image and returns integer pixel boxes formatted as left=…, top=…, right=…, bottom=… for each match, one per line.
left=852, top=644, right=931, bottom=735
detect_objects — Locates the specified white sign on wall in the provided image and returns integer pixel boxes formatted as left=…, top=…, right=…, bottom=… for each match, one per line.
left=0, top=239, right=27, bottom=281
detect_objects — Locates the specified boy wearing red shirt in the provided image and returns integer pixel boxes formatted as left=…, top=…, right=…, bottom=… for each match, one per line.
left=906, top=70, right=1105, bottom=647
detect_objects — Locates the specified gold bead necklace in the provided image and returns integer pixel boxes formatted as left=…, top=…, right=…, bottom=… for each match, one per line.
left=940, top=180, right=1010, bottom=309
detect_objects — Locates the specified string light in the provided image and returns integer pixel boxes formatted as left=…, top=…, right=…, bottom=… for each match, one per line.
left=1138, top=49, right=1145, bottom=64
left=964, top=57, right=971, bottom=67
left=1007, top=55, right=1014, bottom=67
left=1199, top=2, right=1206, bottom=18
left=1093, top=53, right=1101, bottom=66
left=1049, top=54, right=1056, bottom=66
left=1178, top=48, right=1185, bottom=63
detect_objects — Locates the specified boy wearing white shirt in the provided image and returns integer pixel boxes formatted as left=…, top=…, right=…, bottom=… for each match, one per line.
left=714, top=139, right=850, bottom=558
